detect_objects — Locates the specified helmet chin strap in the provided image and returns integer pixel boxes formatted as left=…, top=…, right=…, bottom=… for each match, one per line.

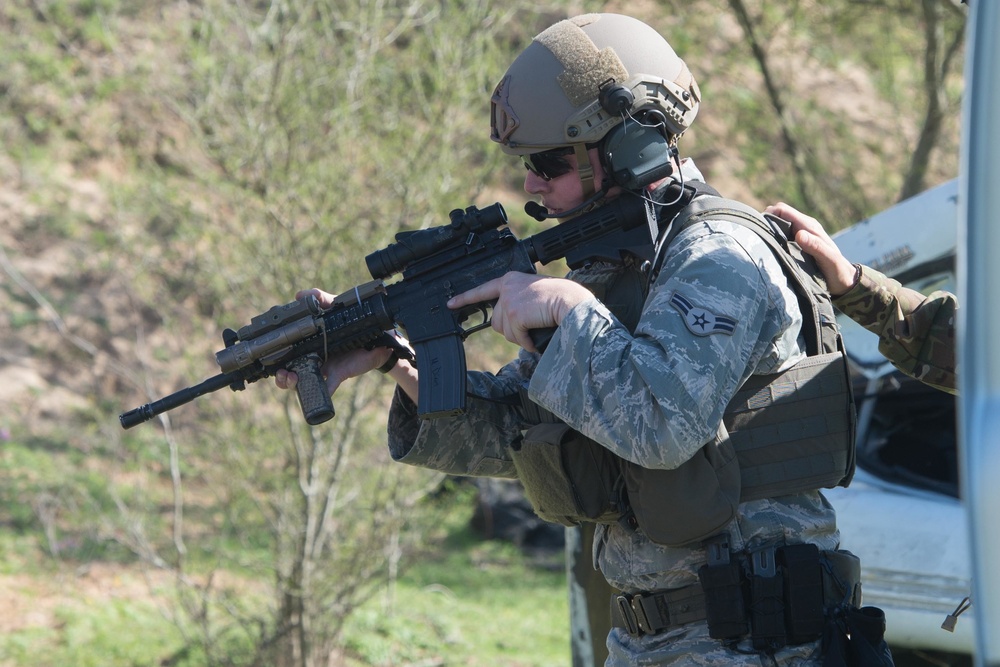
left=572, top=143, right=597, bottom=198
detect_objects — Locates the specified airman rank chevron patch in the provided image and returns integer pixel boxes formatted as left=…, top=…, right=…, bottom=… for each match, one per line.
left=670, top=292, right=738, bottom=336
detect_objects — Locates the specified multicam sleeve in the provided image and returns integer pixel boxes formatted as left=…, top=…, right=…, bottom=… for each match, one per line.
left=834, top=264, right=957, bottom=394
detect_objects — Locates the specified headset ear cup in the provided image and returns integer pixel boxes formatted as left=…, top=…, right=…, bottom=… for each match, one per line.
left=602, top=120, right=674, bottom=190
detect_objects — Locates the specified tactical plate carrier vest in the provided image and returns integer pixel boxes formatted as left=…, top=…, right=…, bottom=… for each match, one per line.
left=510, top=190, right=857, bottom=547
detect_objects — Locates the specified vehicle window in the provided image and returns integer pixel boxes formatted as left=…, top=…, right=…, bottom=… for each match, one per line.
left=853, top=371, right=958, bottom=498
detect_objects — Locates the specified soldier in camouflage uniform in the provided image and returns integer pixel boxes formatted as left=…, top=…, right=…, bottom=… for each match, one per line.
left=279, top=14, right=870, bottom=666
left=766, top=202, right=957, bottom=394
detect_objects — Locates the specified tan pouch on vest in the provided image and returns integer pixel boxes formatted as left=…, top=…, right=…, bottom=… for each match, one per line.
left=624, top=425, right=743, bottom=547
left=511, top=422, right=623, bottom=527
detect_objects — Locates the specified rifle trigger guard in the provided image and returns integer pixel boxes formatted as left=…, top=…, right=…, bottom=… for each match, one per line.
left=460, top=304, right=492, bottom=339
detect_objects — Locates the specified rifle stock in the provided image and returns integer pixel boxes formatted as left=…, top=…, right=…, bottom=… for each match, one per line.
left=119, top=193, right=660, bottom=429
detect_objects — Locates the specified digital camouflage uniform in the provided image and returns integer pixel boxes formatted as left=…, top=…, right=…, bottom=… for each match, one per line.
left=834, top=265, right=958, bottom=394
left=385, top=166, right=842, bottom=666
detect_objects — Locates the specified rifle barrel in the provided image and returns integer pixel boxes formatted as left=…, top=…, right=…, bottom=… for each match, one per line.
left=119, top=372, right=239, bottom=429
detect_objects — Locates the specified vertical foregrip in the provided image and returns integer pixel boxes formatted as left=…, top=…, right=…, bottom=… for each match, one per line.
left=413, top=335, right=468, bottom=419
left=288, top=353, right=335, bottom=425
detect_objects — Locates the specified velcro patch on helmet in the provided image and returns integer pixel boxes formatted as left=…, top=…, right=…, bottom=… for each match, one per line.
left=670, top=292, right=737, bottom=336
left=536, top=19, right=628, bottom=108
left=490, top=75, right=520, bottom=143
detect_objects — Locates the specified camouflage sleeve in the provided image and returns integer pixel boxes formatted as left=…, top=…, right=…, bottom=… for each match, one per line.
left=385, top=354, right=536, bottom=478
left=527, top=220, right=803, bottom=470
left=834, top=264, right=957, bottom=394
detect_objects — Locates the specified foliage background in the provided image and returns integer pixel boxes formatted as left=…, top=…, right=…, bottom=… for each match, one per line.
left=0, top=0, right=965, bottom=665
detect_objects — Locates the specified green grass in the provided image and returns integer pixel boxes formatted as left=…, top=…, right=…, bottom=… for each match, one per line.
left=0, top=599, right=193, bottom=667
left=342, top=530, right=569, bottom=667
left=0, top=493, right=570, bottom=667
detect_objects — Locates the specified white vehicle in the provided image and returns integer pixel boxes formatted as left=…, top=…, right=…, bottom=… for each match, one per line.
left=824, top=178, right=975, bottom=664
left=957, top=2, right=1000, bottom=665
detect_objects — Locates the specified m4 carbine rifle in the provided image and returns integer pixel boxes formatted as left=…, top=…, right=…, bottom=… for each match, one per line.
left=119, top=193, right=660, bottom=429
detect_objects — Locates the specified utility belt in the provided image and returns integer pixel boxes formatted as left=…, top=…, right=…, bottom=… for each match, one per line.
left=610, top=539, right=862, bottom=652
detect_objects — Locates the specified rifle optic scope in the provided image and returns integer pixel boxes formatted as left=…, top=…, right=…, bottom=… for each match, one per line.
left=366, top=203, right=507, bottom=280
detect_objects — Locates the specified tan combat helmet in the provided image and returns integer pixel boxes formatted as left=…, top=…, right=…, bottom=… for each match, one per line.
left=490, top=14, right=701, bottom=196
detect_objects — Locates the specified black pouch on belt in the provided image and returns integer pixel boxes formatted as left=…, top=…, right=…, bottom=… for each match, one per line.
left=822, top=606, right=896, bottom=667
left=749, top=546, right=786, bottom=651
left=698, top=536, right=748, bottom=639
left=781, top=543, right=825, bottom=644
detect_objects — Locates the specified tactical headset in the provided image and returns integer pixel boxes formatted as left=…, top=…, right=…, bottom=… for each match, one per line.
left=597, top=79, right=678, bottom=191
left=523, top=77, right=684, bottom=222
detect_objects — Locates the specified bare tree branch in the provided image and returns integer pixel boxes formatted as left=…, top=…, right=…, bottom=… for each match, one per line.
left=899, top=0, right=965, bottom=200
left=727, top=0, right=824, bottom=217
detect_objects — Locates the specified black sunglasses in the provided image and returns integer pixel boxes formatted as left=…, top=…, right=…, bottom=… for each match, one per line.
left=521, top=146, right=575, bottom=181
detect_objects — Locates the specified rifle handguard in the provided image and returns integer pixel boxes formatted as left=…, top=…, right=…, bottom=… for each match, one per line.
left=288, top=353, right=335, bottom=425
